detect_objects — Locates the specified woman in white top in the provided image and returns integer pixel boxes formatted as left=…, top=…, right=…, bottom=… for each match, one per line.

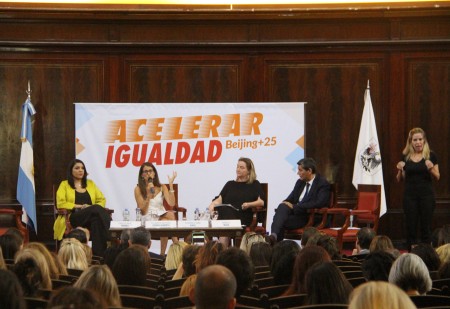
left=134, top=162, right=178, bottom=256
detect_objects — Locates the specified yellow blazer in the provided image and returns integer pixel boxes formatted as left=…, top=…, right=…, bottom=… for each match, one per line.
left=53, top=179, right=106, bottom=240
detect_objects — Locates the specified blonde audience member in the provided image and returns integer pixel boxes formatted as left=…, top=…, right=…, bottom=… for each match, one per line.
left=165, top=241, right=188, bottom=271
left=436, top=243, right=450, bottom=264
left=239, top=232, right=266, bottom=254
left=180, top=274, right=197, bottom=301
left=26, top=242, right=62, bottom=279
left=14, top=247, right=52, bottom=290
left=349, top=281, right=417, bottom=309
left=388, top=253, right=432, bottom=295
left=51, top=251, right=69, bottom=276
left=58, top=238, right=89, bottom=271
left=74, top=265, right=122, bottom=307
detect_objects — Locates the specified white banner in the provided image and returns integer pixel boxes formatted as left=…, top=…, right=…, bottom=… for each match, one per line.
left=75, top=103, right=305, bottom=232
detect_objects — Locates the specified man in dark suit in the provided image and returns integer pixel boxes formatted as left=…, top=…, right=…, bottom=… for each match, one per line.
left=270, top=157, right=330, bottom=242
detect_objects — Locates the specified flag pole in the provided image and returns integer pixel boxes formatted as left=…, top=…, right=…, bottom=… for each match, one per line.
left=367, top=79, right=370, bottom=89
left=27, top=80, right=31, bottom=99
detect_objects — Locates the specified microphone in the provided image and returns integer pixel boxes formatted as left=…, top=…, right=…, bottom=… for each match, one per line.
left=149, top=178, right=155, bottom=194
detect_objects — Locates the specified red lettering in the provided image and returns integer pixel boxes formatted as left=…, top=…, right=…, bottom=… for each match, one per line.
left=175, top=142, right=190, bottom=164
left=148, top=143, right=162, bottom=165
left=190, top=141, right=205, bottom=163
left=115, top=144, right=130, bottom=168
left=105, top=145, right=114, bottom=168
left=131, top=144, right=148, bottom=167
left=164, top=143, right=174, bottom=164
left=207, top=140, right=222, bottom=162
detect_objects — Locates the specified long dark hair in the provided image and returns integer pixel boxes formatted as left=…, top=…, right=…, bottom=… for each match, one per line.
left=137, top=162, right=161, bottom=199
left=67, top=159, right=87, bottom=189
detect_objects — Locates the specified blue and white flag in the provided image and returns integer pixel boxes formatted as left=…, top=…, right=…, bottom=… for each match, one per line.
left=352, top=82, right=387, bottom=217
left=17, top=97, right=37, bottom=231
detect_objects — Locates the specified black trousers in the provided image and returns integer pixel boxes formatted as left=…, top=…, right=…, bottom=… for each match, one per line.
left=70, top=205, right=111, bottom=256
left=270, top=203, right=308, bottom=241
left=403, top=193, right=435, bottom=250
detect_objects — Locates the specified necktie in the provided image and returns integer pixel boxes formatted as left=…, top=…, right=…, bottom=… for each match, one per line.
left=303, top=183, right=310, bottom=200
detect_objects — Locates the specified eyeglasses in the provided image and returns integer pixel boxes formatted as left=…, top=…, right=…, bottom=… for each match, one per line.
left=142, top=169, right=154, bottom=174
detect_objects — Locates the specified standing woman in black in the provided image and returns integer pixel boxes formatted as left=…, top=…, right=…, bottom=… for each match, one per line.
left=396, top=128, right=440, bottom=251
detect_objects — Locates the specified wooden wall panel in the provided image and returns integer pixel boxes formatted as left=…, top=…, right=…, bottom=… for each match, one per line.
left=125, top=57, right=245, bottom=102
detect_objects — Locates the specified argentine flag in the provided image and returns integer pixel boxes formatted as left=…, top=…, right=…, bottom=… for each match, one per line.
left=17, top=97, right=37, bottom=231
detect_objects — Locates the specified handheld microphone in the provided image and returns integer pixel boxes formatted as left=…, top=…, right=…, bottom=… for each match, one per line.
left=149, top=178, right=155, bottom=194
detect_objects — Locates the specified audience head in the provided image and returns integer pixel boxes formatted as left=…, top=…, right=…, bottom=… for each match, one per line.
left=270, top=240, right=300, bottom=285
left=287, top=245, right=331, bottom=295
left=240, top=232, right=266, bottom=254
left=182, top=244, right=201, bottom=277
left=129, top=227, right=151, bottom=248
left=0, top=269, right=26, bottom=309
left=112, top=245, right=151, bottom=286
left=361, top=251, right=395, bottom=281
left=216, top=247, right=254, bottom=298
left=14, top=247, right=52, bottom=291
left=388, top=253, right=432, bottom=295
left=356, top=227, right=376, bottom=251
left=48, top=286, right=107, bottom=309
left=369, top=235, right=395, bottom=253
left=301, top=227, right=320, bottom=248
left=438, top=260, right=450, bottom=279
left=411, top=242, right=441, bottom=271
left=195, top=265, right=237, bottom=309
left=315, top=234, right=341, bottom=260
left=12, top=253, right=43, bottom=296
left=25, top=242, right=61, bottom=279
left=65, top=228, right=89, bottom=244
left=180, top=274, right=197, bottom=301
left=5, top=227, right=25, bottom=249
left=74, top=265, right=122, bottom=307
left=165, top=241, right=188, bottom=270
left=305, top=261, right=353, bottom=305
left=436, top=243, right=450, bottom=265
left=431, top=225, right=450, bottom=248
left=0, top=234, right=21, bottom=260
left=349, top=281, right=417, bottom=309
left=237, top=157, right=257, bottom=184
left=120, top=229, right=132, bottom=245
left=195, top=240, right=225, bottom=273
left=58, top=238, right=89, bottom=271
left=249, top=241, right=272, bottom=267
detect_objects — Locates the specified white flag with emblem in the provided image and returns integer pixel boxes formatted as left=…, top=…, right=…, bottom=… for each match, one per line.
left=352, top=81, right=387, bottom=217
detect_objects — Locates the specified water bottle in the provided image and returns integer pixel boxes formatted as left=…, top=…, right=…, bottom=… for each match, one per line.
left=123, top=208, right=130, bottom=221
left=205, top=207, right=210, bottom=221
left=135, top=207, right=141, bottom=222
left=194, top=208, right=200, bottom=220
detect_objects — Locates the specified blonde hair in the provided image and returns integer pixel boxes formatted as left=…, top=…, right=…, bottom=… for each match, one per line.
left=58, top=238, right=89, bottom=271
left=369, top=235, right=394, bottom=253
left=74, top=265, right=122, bottom=307
left=238, top=157, right=257, bottom=184
left=165, top=242, right=188, bottom=270
left=402, top=127, right=431, bottom=161
left=15, top=248, right=52, bottom=290
left=26, top=242, right=61, bottom=279
left=349, top=281, right=416, bottom=309
left=436, top=243, right=450, bottom=264
left=239, top=232, right=266, bottom=254
left=0, top=247, right=6, bottom=270
left=180, top=274, right=197, bottom=297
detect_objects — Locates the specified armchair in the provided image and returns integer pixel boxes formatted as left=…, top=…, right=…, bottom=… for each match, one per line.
left=0, top=205, right=29, bottom=243
left=163, top=184, right=187, bottom=220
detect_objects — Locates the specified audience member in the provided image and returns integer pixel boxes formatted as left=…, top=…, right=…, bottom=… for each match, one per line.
left=431, top=225, right=450, bottom=248
left=74, top=265, right=122, bottom=307
left=51, top=251, right=68, bottom=277
left=411, top=242, right=441, bottom=272
left=284, top=245, right=331, bottom=295
left=112, top=244, right=151, bottom=286
left=195, top=265, right=237, bottom=309
left=216, top=247, right=254, bottom=299
left=180, top=274, right=197, bottom=300
left=249, top=241, right=272, bottom=267
left=129, top=226, right=164, bottom=261
left=436, top=243, right=450, bottom=264
left=438, top=260, right=450, bottom=279
left=0, top=269, right=26, bottom=309
left=47, top=286, right=107, bottom=309
left=388, top=253, right=432, bottom=295
left=300, top=226, right=320, bottom=248
left=172, top=244, right=201, bottom=280
left=25, top=242, right=63, bottom=279
left=349, top=281, right=417, bottom=309
left=14, top=247, right=52, bottom=291
left=239, top=232, right=266, bottom=254
left=350, top=227, right=376, bottom=258
left=58, top=238, right=89, bottom=271
left=315, top=233, right=341, bottom=260
left=103, top=229, right=130, bottom=270
left=65, top=228, right=93, bottom=263
left=369, top=235, right=400, bottom=258
left=0, top=234, right=21, bottom=260
left=304, top=261, right=353, bottom=305
left=4, top=227, right=25, bottom=249
left=195, top=240, right=225, bottom=273
left=270, top=158, right=330, bottom=242
left=270, top=240, right=300, bottom=285
left=165, top=241, right=188, bottom=270
left=12, top=255, right=43, bottom=296
left=361, top=251, right=395, bottom=281
left=0, top=247, right=6, bottom=270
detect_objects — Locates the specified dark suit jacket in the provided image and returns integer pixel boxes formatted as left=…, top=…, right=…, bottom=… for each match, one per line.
left=284, top=174, right=331, bottom=216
